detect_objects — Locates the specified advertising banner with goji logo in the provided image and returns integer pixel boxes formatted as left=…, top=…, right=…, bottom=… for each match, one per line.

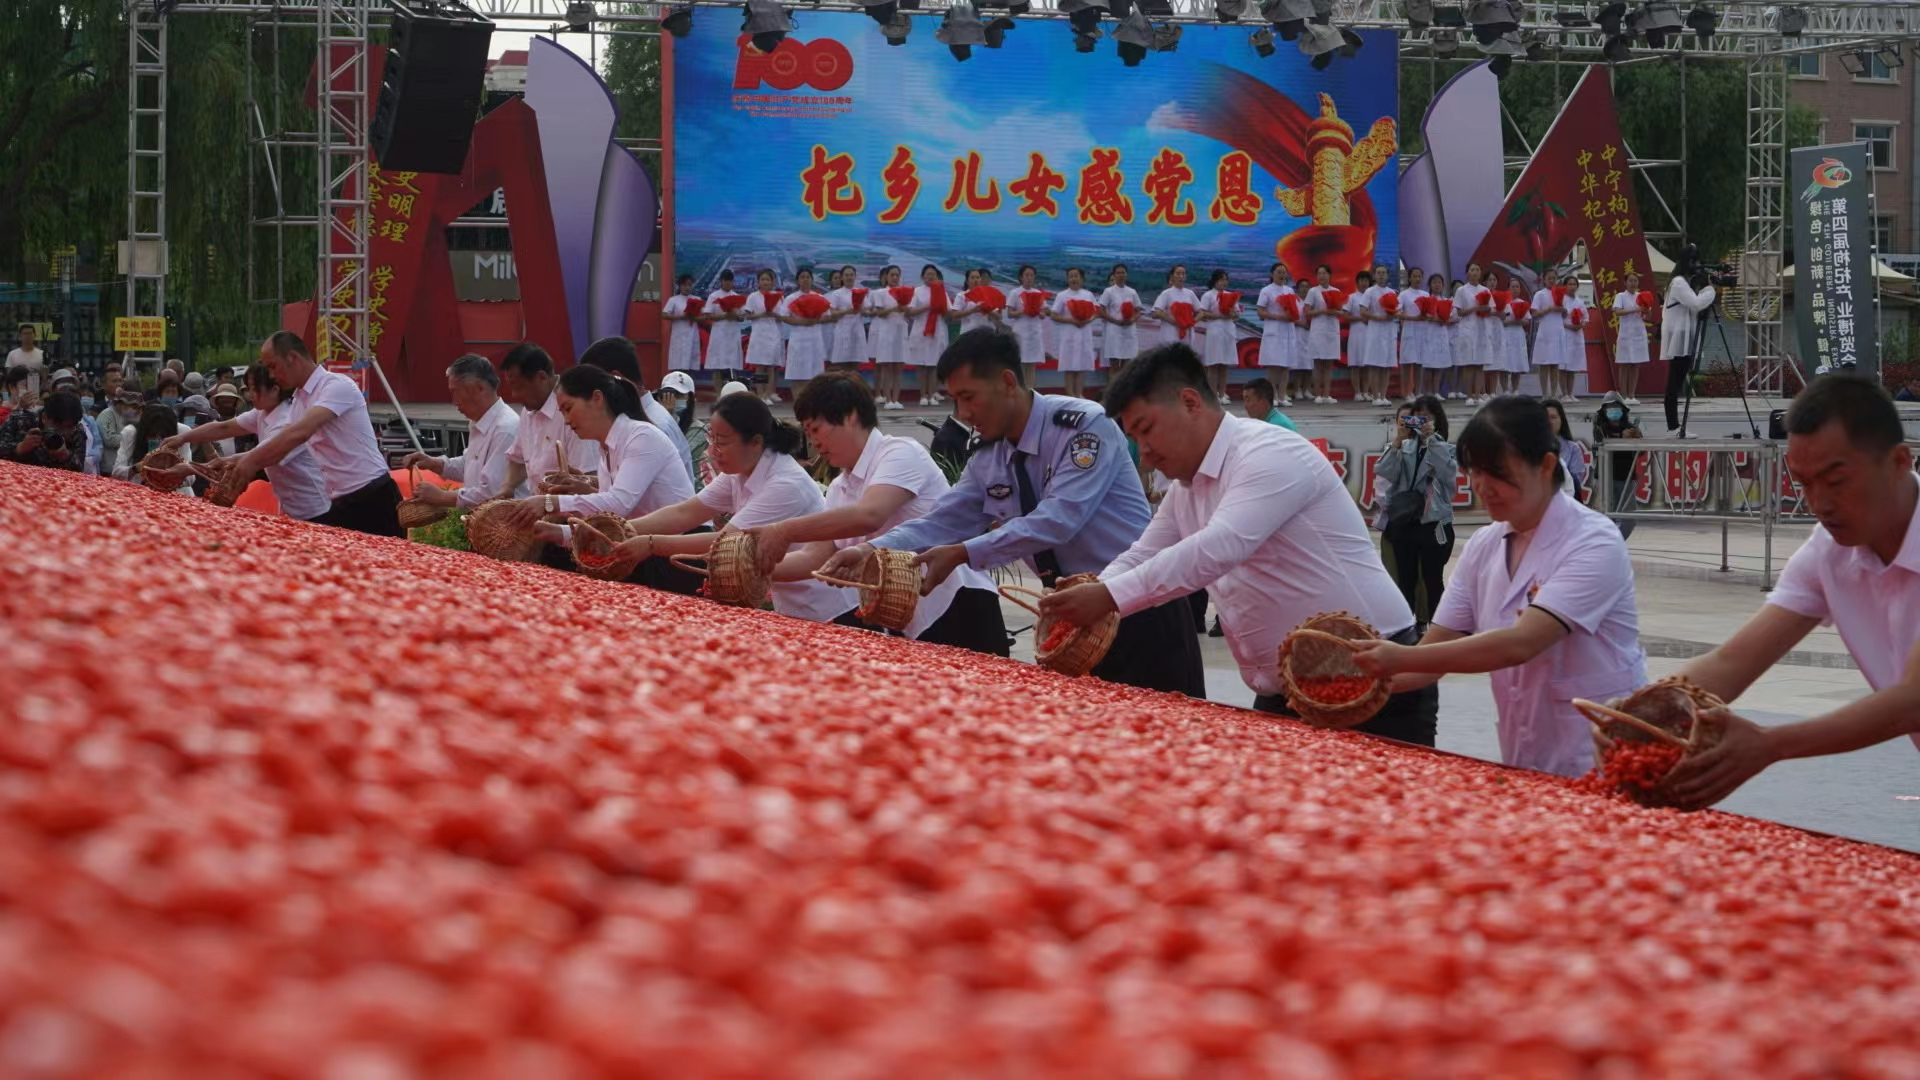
left=1466, top=64, right=1650, bottom=395
left=670, top=15, right=1399, bottom=294
left=1790, top=141, right=1878, bottom=380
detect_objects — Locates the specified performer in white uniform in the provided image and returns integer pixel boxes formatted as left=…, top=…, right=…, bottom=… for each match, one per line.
left=742, top=268, right=786, bottom=404
left=1495, top=278, right=1530, bottom=397
left=1408, top=272, right=1452, bottom=398
left=907, top=264, right=956, bottom=406
left=1152, top=264, right=1201, bottom=357
left=1098, top=263, right=1143, bottom=379
left=1197, top=269, right=1241, bottom=404
left=1394, top=267, right=1432, bottom=397
left=1304, top=264, right=1344, bottom=405
left=1556, top=275, right=1590, bottom=401
left=1353, top=395, right=1647, bottom=777
left=1256, top=263, right=1301, bottom=406
left=1609, top=270, right=1652, bottom=405
left=956, top=268, right=1003, bottom=335
left=1355, top=264, right=1399, bottom=406
left=827, top=263, right=870, bottom=377
left=663, top=275, right=704, bottom=372
left=867, top=264, right=911, bottom=411
left=778, top=268, right=830, bottom=384
left=1050, top=266, right=1100, bottom=400
left=1452, top=263, right=1494, bottom=406
left=702, top=269, right=746, bottom=393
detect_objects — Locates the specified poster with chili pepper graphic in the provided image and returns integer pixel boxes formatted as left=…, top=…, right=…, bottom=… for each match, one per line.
left=1465, top=65, right=1650, bottom=395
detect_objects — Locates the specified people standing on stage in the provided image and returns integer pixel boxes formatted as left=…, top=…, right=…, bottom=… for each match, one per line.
left=1557, top=273, right=1590, bottom=401
left=1098, top=263, right=1142, bottom=382
left=1658, top=377, right=1920, bottom=808
left=1496, top=273, right=1530, bottom=397
left=1152, top=264, right=1201, bottom=357
left=749, top=373, right=1010, bottom=656
left=743, top=268, right=786, bottom=405
left=868, top=264, right=910, bottom=412
left=663, top=274, right=704, bottom=376
left=1006, top=265, right=1048, bottom=388
left=778, top=267, right=830, bottom=385
left=219, top=331, right=402, bottom=537
left=1196, top=269, right=1239, bottom=405
left=1352, top=395, right=1645, bottom=775
left=1443, top=277, right=1468, bottom=400
left=703, top=269, right=746, bottom=395
left=1357, top=264, right=1400, bottom=406
left=1453, top=262, right=1492, bottom=406
left=822, top=328, right=1206, bottom=697
left=908, top=265, right=955, bottom=407
left=1051, top=266, right=1100, bottom=400
left=1305, top=264, right=1344, bottom=404
left=1256, top=263, right=1300, bottom=406
left=1040, top=343, right=1431, bottom=739
left=398, top=354, right=526, bottom=512
left=1611, top=270, right=1652, bottom=405
left=611, top=393, right=856, bottom=622
left=1401, top=269, right=1442, bottom=398
left=958, top=268, right=1002, bottom=336
left=828, top=263, right=869, bottom=377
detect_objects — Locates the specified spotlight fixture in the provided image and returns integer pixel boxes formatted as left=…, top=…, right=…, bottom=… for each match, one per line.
left=1300, top=20, right=1343, bottom=68
left=1250, top=26, right=1276, bottom=55
left=1074, top=29, right=1100, bottom=50
left=880, top=9, right=912, bottom=43
left=1776, top=5, right=1806, bottom=34
left=1432, top=27, right=1459, bottom=54
left=1261, top=0, right=1313, bottom=38
left=1467, top=0, right=1519, bottom=45
left=861, top=0, right=897, bottom=26
left=1523, top=30, right=1546, bottom=60
left=1636, top=0, right=1683, bottom=48
left=1215, top=0, right=1248, bottom=21
left=1112, top=9, right=1152, bottom=64
left=984, top=15, right=1015, bottom=46
left=1433, top=5, right=1467, bottom=26
left=1142, top=0, right=1177, bottom=14
left=1405, top=0, right=1434, bottom=28
left=1154, top=21, right=1183, bottom=50
left=1603, top=33, right=1631, bottom=61
left=741, top=0, right=793, bottom=52
left=564, top=0, right=594, bottom=30
left=1481, top=26, right=1523, bottom=77
left=1684, top=3, right=1715, bottom=45
left=1061, top=0, right=1109, bottom=35
left=1839, top=49, right=1870, bottom=76
left=1553, top=9, right=1591, bottom=25
left=1877, top=45, right=1905, bottom=68
left=1338, top=26, right=1362, bottom=56
left=660, top=4, right=693, bottom=36
left=1108, top=0, right=1134, bottom=17
left=937, top=1, right=987, bottom=59
left=1596, top=1, right=1627, bottom=36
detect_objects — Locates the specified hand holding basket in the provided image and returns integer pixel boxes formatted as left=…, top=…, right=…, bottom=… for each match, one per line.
left=398, top=465, right=450, bottom=531
left=1276, top=612, right=1391, bottom=728
left=1000, top=573, right=1119, bottom=678
left=811, top=547, right=920, bottom=631
left=672, top=531, right=772, bottom=608
left=1574, top=677, right=1729, bottom=808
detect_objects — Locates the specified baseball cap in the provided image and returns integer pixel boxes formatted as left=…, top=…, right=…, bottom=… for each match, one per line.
left=719, top=380, right=751, bottom=399
left=661, top=371, right=695, bottom=395
left=211, top=383, right=243, bottom=402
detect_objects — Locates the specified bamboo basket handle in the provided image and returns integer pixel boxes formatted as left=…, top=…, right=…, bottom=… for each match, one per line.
left=810, top=571, right=869, bottom=590
left=567, top=517, right=622, bottom=552
left=409, top=463, right=422, bottom=494
left=1572, top=698, right=1691, bottom=747
left=997, top=584, right=1044, bottom=618
left=1288, top=628, right=1369, bottom=652
left=668, top=553, right=712, bottom=577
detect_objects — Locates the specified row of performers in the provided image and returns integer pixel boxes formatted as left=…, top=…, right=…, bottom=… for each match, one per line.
left=661, top=262, right=1666, bottom=407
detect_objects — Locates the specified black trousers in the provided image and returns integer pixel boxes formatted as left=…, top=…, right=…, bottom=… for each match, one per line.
left=1663, top=353, right=1696, bottom=431
left=630, top=555, right=705, bottom=595
left=1387, top=522, right=1455, bottom=626
left=1609, top=474, right=1638, bottom=541
left=315, top=474, right=403, bottom=538
left=1252, top=626, right=1438, bottom=747
left=1094, top=596, right=1206, bottom=698
left=832, top=587, right=1010, bottom=657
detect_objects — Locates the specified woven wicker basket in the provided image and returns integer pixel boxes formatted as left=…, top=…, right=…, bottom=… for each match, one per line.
left=466, top=499, right=540, bottom=562
left=1575, top=677, right=1729, bottom=808
left=137, top=449, right=185, bottom=489
left=397, top=466, right=450, bottom=531
left=671, top=532, right=771, bottom=607
left=812, top=547, right=919, bottom=631
left=569, top=513, right=635, bottom=581
left=1000, top=575, right=1119, bottom=678
left=190, top=459, right=243, bottom=507
left=1276, top=611, right=1391, bottom=729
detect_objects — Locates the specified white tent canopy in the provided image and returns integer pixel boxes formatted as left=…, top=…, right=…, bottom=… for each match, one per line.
left=1781, top=259, right=1915, bottom=284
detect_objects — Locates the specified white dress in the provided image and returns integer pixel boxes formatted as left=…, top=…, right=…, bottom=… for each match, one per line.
left=1098, top=285, right=1142, bottom=362
left=1453, top=284, right=1495, bottom=367
left=1291, top=293, right=1314, bottom=369
left=1052, top=288, right=1099, bottom=372
left=1305, top=286, right=1343, bottom=361
left=828, top=286, right=869, bottom=367
left=1612, top=291, right=1650, bottom=365
left=1256, top=283, right=1301, bottom=371
left=958, top=285, right=1004, bottom=335
left=704, top=290, right=744, bottom=371
left=1005, top=287, right=1049, bottom=368
left=1560, top=299, right=1589, bottom=375
left=743, top=290, right=786, bottom=370
left=1502, top=310, right=1531, bottom=374
left=1199, top=289, right=1241, bottom=368
left=1529, top=289, right=1568, bottom=370
left=1155, top=287, right=1201, bottom=350
left=865, top=289, right=910, bottom=365
left=664, top=294, right=702, bottom=371
left=1357, top=286, right=1398, bottom=368
left=1398, top=289, right=1440, bottom=369
left=909, top=285, right=954, bottom=367
left=779, top=292, right=829, bottom=381
left=1344, top=292, right=1370, bottom=366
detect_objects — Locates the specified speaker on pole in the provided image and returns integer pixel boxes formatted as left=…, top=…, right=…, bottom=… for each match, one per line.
left=371, top=0, right=495, bottom=176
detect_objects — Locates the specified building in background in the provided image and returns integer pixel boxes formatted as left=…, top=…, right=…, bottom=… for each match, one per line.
left=1791, top=43, right=1916, bottom=271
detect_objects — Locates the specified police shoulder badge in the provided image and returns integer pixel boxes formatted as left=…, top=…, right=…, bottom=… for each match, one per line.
left=1067, top=432, right=1100, bottom=470
left=987, top=483, right=1014, bottom=499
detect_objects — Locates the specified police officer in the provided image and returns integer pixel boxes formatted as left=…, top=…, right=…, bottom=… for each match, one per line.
left=822, top=328, right=1206, bottom=697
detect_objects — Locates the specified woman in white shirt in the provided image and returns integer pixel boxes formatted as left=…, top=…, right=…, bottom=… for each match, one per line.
left=906, top=264, right=955, bottom=406
left=748, top=373, right=1009, bottom=653
left=114, top=404, right=198, bottom=495
left=1004, top=264, right=1048, bottom=388
left=702, top=269, right=746, bottom=393
left=1356, top=264, right=1400, bottom=406
left=1152, top=263, right=1200, bottom=355
left=1197, top=269, right=1240, bottom=404
left=1661, top=248, right=1718, bottom=436
left=1304, top=263, right=1344, bottom=405
left=1050, top=266, right=1100, bottom=400
left=778, top=267, right=830, bottom=384
left=663, top=274, right=703, bottom=373
left=612, top=393, right=855, bottom=622
left=1452, top=262, right=1493, bottom=406
left=1610, top=270, right=1652, bottom=405
left=1352, top=395, right=1647, bottom=777
left=957, top=268, right=1002, bottom=335
left=1097, top=263, right=1142, bottom=380
left=1406, top=272, right=1451, bottom=399
left=1255, top=264, right=1301, bottom=406
left=1556, top=282, right=1590, bottom=401
left=866, top=264, right=910, bottom=411
left=152, top=366, right=332, bottom=520
left=1529, top=268, right=1573, bottom=396
left=742, top=268, right=786, bottom=404
left=509, top=363, right=698, bottom=589
left=827, top=264, right=869, bottom=374
left=1495, top=275, right=1530, bottom=397
left=1395, top=268, right=1434, bottom=398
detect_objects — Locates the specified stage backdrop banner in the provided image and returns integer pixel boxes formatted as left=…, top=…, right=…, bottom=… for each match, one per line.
left=670, top=16, right=1399, bottom=293
left=1790, top=142, right=1878, bottom=380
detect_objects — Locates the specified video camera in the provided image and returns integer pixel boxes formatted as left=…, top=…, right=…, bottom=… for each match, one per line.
left=1689, top=261, right=1738, bottom=291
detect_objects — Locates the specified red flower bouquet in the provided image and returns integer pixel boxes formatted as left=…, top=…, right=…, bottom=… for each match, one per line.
left=789, top=293, right=831, bottom=320
left=964, top=286, right=1006, bottom=313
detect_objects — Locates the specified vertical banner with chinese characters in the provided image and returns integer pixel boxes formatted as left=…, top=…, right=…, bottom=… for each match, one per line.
left=1790, top=142, right=1878, bottom=379
left=316, top=163, right=440, bottom=381
left=669, top=16, right=1399, bottom=293
left=1465, top=65, right=1649, bottom=394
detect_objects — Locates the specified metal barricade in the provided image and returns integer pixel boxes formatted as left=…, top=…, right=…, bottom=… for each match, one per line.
left=1592, top=438, right=1781, bottom=589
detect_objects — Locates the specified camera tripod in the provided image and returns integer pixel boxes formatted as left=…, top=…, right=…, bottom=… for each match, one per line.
left=1676, top=290, right=1763, bottom=441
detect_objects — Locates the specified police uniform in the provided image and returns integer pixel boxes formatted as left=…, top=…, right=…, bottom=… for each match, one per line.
left=872, top=391, right=1205, bottom=697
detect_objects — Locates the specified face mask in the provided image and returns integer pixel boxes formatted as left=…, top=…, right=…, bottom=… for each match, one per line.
left=1606, top=409, right=1623, bottom=421
left=161, top=394, right=179, bottom=405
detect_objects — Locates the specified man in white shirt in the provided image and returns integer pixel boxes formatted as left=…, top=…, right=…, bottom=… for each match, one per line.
left=579, top=335, right=697, bottom=487
left=1666, top=376, right=1920, bottom=807
left=498, top=342, right=599, bottom=495
left=220, top=331, right=401, bottom=536
left=1041, top=342, right=1436, bottom=745
left=402, top=354, right=526, bottom=510
left=5, top=324, right=46, bottom=398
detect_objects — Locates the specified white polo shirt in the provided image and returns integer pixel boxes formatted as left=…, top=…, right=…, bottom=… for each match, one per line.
left=234, top=403, right=331, bottom=520
left=556, top=413, right=693, bottom=520
left=1103, top=415, right=1413, bottom=696
left=291, top=366, right=389, bottom=498
left=507, top=390, right=600, bottom=479
left=1768, top=475, right=1920, bottom=751
left=698, top=451, right=855, bottom=622
left=442, top=396, right=526, bottom=509
left=826, top=431, right=995, bottom=639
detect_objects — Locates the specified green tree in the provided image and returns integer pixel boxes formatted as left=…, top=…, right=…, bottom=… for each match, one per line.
left=603, top=14, right=662, bottom=187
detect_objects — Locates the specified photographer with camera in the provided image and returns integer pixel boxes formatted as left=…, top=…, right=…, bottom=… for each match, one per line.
left=1377, top=394, right=1457, bottom=634
left=0, top=389, right=87, bottom=473
left=1661, top=244, right=1719, bottom=438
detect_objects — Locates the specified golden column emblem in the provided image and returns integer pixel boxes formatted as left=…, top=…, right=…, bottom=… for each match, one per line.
left=1275, top=93, right=1398, bottom=228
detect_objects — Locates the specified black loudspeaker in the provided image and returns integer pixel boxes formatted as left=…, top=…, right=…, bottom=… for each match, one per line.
left=371, top=1, right=494, bottom=175
left=1769, top=409, right=1788, bottom=441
